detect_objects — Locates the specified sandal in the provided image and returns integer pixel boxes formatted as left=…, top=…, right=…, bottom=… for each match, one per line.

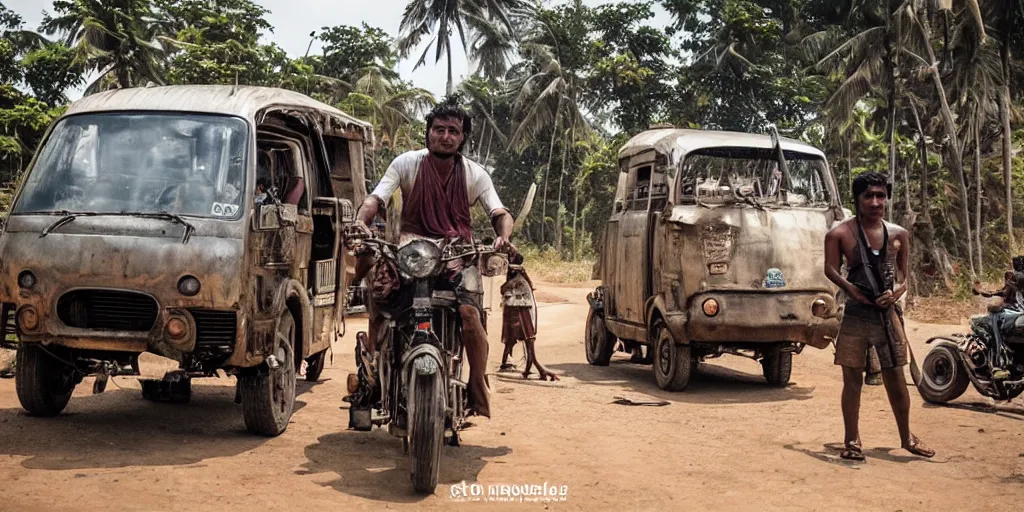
left=840, top=440, right=865, bottom=461
left=903, top=434, right=935, bottom=458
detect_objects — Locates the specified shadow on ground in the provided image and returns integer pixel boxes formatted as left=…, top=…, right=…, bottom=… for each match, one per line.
left=299, top=426, right=512, bottom=503
left=550, top=355, right=814, bottom=405
left=0, top=379, right=321, bottom=470
left=921, top=400, right=1024, bottom=422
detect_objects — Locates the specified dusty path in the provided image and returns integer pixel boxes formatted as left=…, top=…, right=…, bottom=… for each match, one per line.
left=1, top=283, right=1023, bottom=511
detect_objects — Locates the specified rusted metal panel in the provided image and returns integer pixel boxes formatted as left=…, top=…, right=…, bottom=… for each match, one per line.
left=63, top=85, right=373, bottom=142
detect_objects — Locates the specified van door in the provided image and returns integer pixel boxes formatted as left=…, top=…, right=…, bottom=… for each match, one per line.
left=616, top=154, right=657, bottom=325
left=602, top=165, right=627, bottom=318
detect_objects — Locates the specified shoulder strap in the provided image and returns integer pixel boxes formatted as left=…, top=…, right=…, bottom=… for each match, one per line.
left=854, top=221, right=887, bottom=296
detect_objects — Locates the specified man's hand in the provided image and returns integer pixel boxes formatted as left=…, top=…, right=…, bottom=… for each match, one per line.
left=847, top=287, right=874, bottom=306
left=350, top=219, right=372, bottom=238
left=874, top=290, right=895, bottom=308
left=494, top=235, right=516, bottom=256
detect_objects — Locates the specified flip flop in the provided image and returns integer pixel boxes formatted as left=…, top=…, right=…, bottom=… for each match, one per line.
left=903, top=434, right=935, bottom=458
left=840, top=441, right=865, bottom=461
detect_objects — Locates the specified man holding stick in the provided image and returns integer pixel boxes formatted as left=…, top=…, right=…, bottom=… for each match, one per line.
left=824, top=171, right=934, bottom=461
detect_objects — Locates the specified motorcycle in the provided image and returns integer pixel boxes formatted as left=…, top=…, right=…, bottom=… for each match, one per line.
left=917, top=277, right=1024, bottom=404
left=341, top=232, right=505, bottom=493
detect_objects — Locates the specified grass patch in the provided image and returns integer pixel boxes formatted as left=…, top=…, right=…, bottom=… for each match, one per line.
left=517, top=246, right=596, bottom=284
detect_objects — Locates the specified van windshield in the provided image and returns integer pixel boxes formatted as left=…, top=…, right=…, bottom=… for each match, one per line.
left=678, top=147, right=832, bottom=207
left=13, top=113, right=249, bottom=219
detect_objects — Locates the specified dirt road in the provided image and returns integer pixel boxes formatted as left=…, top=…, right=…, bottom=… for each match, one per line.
left=1, top=283, right=1022, bottom=511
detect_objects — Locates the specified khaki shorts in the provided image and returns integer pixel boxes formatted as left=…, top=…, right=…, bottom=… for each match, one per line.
left=834, top=312, right=908, bottom=370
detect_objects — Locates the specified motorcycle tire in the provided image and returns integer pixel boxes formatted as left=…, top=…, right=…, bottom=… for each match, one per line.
left=917, top=344, right=971, bottom=404
left=408, top=364, right=445, bottom=494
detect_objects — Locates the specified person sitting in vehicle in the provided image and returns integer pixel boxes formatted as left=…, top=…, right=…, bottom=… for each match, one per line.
left=349, top=96, right=515, bottom=419
left=254, top=178, right=271, bottom=206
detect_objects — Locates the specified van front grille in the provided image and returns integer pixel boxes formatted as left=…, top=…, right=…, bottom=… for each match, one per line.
left=57, top=290, right=158, bottom=331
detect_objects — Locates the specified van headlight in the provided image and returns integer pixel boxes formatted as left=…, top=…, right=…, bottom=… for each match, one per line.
left=397, top=240, right=441, bottom=278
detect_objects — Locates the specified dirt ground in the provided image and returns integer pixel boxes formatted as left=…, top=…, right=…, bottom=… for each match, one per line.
left=1, top=282, right=1023, bottom=511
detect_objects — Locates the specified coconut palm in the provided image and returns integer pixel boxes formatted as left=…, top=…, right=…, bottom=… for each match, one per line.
left=509, top=41, right=588, bottom=249
left=396, top=0, right=532, bottom=95
left=340, top=66, right=435, bottom=152
left=40, top=0, right=167, bottom=92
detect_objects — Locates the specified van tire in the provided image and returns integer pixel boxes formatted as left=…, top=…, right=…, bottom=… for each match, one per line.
left=585, top=308, right=615, bottom=366
left=240, top=311, right=297, bottom=437
left=762, top=344, right=792, bottom=387
left=652, top=320, right=692, bottom=391
left=16, top=344, right=76, bottom=417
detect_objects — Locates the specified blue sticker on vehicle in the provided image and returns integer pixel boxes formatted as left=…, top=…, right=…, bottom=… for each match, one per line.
left=763, top=268, right=786, bottom=288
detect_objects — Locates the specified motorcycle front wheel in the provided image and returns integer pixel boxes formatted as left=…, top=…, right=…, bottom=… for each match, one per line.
left=917, top=344, right=971, bottom=404
left=408, top=361, right=445, bottom=494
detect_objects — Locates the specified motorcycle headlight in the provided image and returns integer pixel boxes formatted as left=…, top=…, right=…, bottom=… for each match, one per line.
left=397, top=240, right=441, bottom=279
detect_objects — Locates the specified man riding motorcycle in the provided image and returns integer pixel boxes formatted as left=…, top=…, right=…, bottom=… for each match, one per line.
left=349, top=96, right=515, bottom=419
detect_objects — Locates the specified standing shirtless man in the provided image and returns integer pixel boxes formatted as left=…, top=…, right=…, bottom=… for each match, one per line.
left=824, top=171, right=934, bottom=461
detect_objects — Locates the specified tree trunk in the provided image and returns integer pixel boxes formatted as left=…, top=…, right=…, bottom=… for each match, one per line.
left=914, top=11, right=975, bottom=277
left=483, top=127, right=494, bottom=168
left=555, top=122, right=572, bottom=252
left=572, top=185, right=580, bottom=260
left=540, top=96, right=564, bottom=246
left=909, top=99, right=931, bottom=225
left=1000, top=4, right=1015, bottom=252
left=886, top=74, right=898, bottom=221
left=974, top=111, right=984, bottom=275
left=446, top=45, right=454, bottom=96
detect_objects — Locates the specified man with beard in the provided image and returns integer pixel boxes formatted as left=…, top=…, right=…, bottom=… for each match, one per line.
left=349, top=96, right=515, bottom=419
left=824, top=171, right=935, bottom=461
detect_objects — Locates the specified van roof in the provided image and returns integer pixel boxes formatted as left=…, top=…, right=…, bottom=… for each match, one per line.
left=619, top=128, right=826, bottom=161
left=62, top=84, right=373, bottom=141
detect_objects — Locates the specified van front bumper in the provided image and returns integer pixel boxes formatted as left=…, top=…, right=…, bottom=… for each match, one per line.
left=685, top=290, right=839, bottom=349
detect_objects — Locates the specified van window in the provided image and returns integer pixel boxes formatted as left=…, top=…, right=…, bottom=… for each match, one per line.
left=15, top=113, right=248, bottom=219
left=677, top=147, right=831, bottom=207
left=627, top=165, right=652, bottom=211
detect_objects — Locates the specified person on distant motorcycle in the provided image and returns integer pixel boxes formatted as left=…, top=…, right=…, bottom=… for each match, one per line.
left=350, top=96, right=515, bottom=419
left=972, top=255, right=1024, bottom=380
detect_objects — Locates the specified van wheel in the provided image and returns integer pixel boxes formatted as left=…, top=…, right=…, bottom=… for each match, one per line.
left=761, top=344, right=792, bottom=387
left=652, top=320, right=692, bottom=391
left=304, top=350, right=327, bottom=382
left=585, top=308, right=616, bottom=366
left=240, top=311, right=297, bottom=436
left=16, top=344, right=77, bottom=417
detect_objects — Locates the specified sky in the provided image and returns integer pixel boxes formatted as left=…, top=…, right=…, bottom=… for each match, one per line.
left=5, top=0, right=673, bottom=100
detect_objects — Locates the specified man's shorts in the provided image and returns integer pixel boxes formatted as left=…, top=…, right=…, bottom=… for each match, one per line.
left=834, top=306, right=908, bottom=370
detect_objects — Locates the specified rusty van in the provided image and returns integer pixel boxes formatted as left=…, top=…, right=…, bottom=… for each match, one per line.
left=585, top=127, right=844, bottom=391
left=0, top=85, right=372, bottom=436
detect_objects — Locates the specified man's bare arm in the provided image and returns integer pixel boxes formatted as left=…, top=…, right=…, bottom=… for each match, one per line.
left=354, top=195, right=383, bottom=232
left=491, top=208, right=512, bottom=238
left=893, top=229, right=910, bottom=300
left=490, top=208, right=515, bottom=253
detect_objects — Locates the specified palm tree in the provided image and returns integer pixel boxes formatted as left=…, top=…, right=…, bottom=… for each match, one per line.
left=509, top=41, right=587, bottom=248
left=457, top=76, right=507, bottom=167
left=986, top=0, right=1023, bottom=251
left=898, top=1, right=981, bottom=276
left=804, top=1, right=911, bottom=220
left=40, top=0, right=167, bottom=92
left=396, top=0, right=531, bottom=95
left=340, top=66, right=435, bottom=152
left=945, top=9, right=1003, bottom=274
